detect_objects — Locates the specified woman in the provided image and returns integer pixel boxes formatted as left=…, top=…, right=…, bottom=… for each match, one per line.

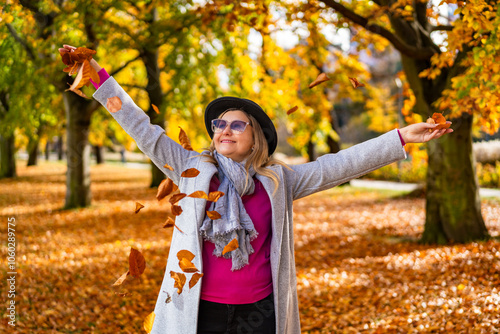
left=60, top=45, right=452, bottom=334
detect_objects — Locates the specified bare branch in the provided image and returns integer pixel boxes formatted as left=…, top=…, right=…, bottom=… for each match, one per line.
left=431, top=25, right=454, bottom=32
left=6, top=23, right=36, bottom=60
left=318, top=0, right=437, bottom=60
left=109, top=54, right=143, bottom=77
left=120, top=83, right=147, bottom=91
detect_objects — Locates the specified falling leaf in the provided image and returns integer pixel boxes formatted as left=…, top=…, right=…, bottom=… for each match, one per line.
left=163, top=217, right=175, bottom=228
left=287, top=106, right=298, bottom=115
left=112, top=271, right=130, bottom=287
left=107, top=96, right=122, bottom=113
left=309, top=73, right=330, bottom=88
left=179, top=257, right=199, bottom=273
left=348, top=77, right=365, bottom=88
left=188, top=191, right=208, bottom=199
left=222, top=238, right=239, bottom=255
left=152, top=104, right=160, bottom=114
left=170, top=271, right=186, bottom=294
left=206, top=210, right=221, bottom=220
left=208, top=191, right=224, bottom=202
left=426, top=113, right=451, bottom=132
left=179, top=127, right=194, bottom=151
left=177, top=250, right=195, bottom=261
left=169, top=193, right=187, bottom=204
left=181, top=168, right=200, bottom=178
left=135, top=202, right=145, bottom=214
left=129, top=248, right=146, bottom=278
left=189, top=273, right=204, bottom=289
left=163, top=163, right=174, bottom=171
left=156, top=178, right=178, bottom=201
left=171, top=204, right=183, bottom=216
left=143, top=311, right=155, bottom=334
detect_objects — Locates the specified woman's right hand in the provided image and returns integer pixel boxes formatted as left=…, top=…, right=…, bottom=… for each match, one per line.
left=59, top=44, right=102, bottom=72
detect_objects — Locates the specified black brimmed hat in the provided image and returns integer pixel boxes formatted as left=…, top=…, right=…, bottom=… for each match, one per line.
left=204, top=96, right=278, bottom=156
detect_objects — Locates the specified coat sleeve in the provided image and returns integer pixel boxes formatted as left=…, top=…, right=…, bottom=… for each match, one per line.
left=93, top=77, right=198, bottom=184
left=284, top=129, right=407, bottom=200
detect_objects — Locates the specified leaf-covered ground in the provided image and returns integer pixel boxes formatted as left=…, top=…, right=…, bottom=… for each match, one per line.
left=1, top=161, right=499, bottom=333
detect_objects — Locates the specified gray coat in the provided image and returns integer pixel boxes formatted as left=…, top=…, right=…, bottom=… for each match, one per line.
left=94, top=77, right=406, bottom=333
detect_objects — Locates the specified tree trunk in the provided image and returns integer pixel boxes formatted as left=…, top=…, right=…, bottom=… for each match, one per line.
left=0, top=133, right=16, bottom=178
left=93, top=145, right=103, bottom=164
left=45, top=140, right=50, bottom=160
left=142, top=26, right=166, bottom=188
left=63, top=91, right=92, bottom=209
left=421, top=112, right=489, bottom=243
left=57, top=135, right=64, bottom=160
left=27, top=137, right=39, bottom=166
left=326, top=135, right=340, bottom=154
left=306, top=139, right=315, bottom=162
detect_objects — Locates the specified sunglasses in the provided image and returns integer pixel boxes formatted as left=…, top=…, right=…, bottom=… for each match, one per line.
left=211, top=119, right=251, bottom=134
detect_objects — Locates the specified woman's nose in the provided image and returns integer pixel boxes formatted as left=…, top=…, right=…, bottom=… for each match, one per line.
left=222, top=123, right=233, bottom=135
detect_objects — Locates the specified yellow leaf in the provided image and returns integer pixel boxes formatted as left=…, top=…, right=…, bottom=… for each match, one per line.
left=143, top=311, right=155, bottom=333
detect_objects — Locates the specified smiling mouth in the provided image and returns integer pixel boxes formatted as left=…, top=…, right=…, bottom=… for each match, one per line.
left=220, top=140, right=236, bottom=143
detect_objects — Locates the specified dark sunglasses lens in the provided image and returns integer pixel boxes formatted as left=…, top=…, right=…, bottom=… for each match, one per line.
left=212, top=119, right=227, bottom=132
left=231, top=120, right=247, bottom=133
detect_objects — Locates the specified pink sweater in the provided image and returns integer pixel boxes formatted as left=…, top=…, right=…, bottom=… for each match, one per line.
left=201, top=175, right=273, bottom=304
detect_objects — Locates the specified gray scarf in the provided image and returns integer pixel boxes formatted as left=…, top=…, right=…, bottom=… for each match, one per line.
left=200, top=151, right=258, bottom=271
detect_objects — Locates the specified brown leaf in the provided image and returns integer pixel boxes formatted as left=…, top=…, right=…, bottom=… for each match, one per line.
left=169, top=193, right=187, bottom=204
left=66, top=59, right=91, bottom=94
left=426, top=113, right=451, bottom=132
left=107, top=96, right=122, bottom=113
left=129, top=247, right=146, bottom=278
left=222, top=238, right=239, bottom=255
left=189, top=273, right=204, bottom=289
left=206, top=210, right=221, bottom=220
left=177, top=250, right=195, bottom=261
left=135, top=202, right=145, bottom=214
left=188, top=191, right=208, bottom=200
left=287, top=106, right=298, bottom=115
left=208, top=191, right=224, bottom=202
left=348, top=77, right=365, bottom=88
left=163, top=163, right=174, bottom=171
left=156, top=178, right=178, bottom=201
left=112, top=271, right=130, bottom=286
left=60, top=46, right=96, bottom=66
left=171, top=204, right=183, bottom=216
left=179, top=257, right=199, bottom=273
left=152, top=104, right=160, bottom=114
left=179, top=127, right=194, bottom=151
left=309, top=73, right=330, bottom=88
left=164, top=291, right=172, bottom=303
left=181, top=168, right=200, bottom=178
left=162, top=216, right=175, bottom=228
left=170, top=271, right=186, bottom=294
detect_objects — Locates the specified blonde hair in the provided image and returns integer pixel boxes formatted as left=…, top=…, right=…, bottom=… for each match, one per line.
left=202, top=109, right=290, bottom=193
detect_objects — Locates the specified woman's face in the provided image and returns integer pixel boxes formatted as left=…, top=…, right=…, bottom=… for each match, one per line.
left=213, top=110, right=254, bottom=162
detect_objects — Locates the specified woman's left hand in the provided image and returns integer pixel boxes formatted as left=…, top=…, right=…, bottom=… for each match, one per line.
left=399, top=122, right=453, bottom=144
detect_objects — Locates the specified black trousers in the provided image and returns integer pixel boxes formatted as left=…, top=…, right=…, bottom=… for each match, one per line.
left=197, top=293, right=276, bottom=334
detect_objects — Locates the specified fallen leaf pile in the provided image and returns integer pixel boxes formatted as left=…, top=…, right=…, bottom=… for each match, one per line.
left=60, top=47, right=99, bottom=98
left=1, top=163, right=498, bottom=333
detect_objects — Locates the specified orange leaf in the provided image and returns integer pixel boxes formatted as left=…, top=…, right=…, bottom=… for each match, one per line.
left=179, top=127, right=194, bottom=151
left=157, top=178, right=178, bottom=201
left=181, top=168, right=200, bottom=178
left=66, top=59, right=91, bottom=92
left=222, top=238, right=239, bottom=255
left=171, top=204, right=183, bottom=216
left=287, top=106, right=298, bottom=115
left=426, top=113, right=451, bottom=132
left=179, top=257, right=199, bottom=273
left=170, top=271, right=186, bottom=294
left=152, top=104, right=160, bottom=114
left=189, top=273, right=204, bottom=289
left=348, top=77, right=365, bottom=88
left=309, top=73, right=330, bottom=88
left=169, top=193, right=187, bottom=204
left=163, top=163, right=174, bottom=171
left=107, top=96, right=122, bottom=113
left=143, top=311, right=155, bottom=334
left=135, top=202, right=145, bottom=213
left=188, top=191, right=208, bottom=199
left=129, top=247, right=146, bottom=278
left=177, top=250, right=195, bottom=261
left=206, top=210, right=221, bottom=220
left=112, top=271, right=130, bottom=286
left=208, top=191, right=224, bottom=202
